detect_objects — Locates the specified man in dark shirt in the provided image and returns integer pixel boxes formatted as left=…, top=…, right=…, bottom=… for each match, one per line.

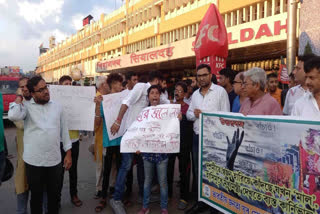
left=167, top=81, right=193, bottom=210
left=219, top=68, right=237, bottom=111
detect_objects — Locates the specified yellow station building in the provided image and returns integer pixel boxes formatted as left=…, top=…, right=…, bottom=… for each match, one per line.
left=37, top=0, right=299, bottom=82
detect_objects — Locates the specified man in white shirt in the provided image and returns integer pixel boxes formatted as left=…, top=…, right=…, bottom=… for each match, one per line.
left=125, top=72, right=138, bottom=91
left=122, top=71, right=143, bottom=199
left=8, top=76, right=72, bottom=214
left=160, top=78, right=170, bottom=103
left=292, top=56, right=320, bottom=119
left=109, top=71, right=167, bottom=214
left=186, top=64, right=230, bottom=214
left=283, top=54, right=315, bottom=115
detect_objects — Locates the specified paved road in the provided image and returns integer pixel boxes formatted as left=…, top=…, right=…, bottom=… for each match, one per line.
left=0, top=121, right=208, bottom=214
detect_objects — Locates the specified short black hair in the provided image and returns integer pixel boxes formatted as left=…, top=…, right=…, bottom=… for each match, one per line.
left=59, top=75, right=72, bottom=84
left=107, top=73, right=123, bottom=88
left=125, top=72, right=138, bottom=81
left=298, top=54, right=316, bottom=63
left=147, top=85, right=162, bottom=96
left=148, top=71, right=162, bottom=82
left=219, top=68, right=236, bottom=84
left=175, top=81, right=187, bottom=93
left=211, top=74, right=218, bottom=84
left=196, top=64, right=211, bottom=73
left=289, top=72, right=294, bottom=79
left=184, top=79, right=192, bottom=86
left=72, top=81, right=77, bottom=86
left=304, top=56, right=320, bottom=73
left=267, top=73, right=278, bottom=80
left=122, top=80, right=128, bottom=88
left=27, top=76, right=44, bottom=93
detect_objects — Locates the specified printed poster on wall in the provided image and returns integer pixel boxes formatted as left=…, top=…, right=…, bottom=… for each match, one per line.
left=199, top=112, right=320, bottom=214
left=120, top=104, right=180, bottom=153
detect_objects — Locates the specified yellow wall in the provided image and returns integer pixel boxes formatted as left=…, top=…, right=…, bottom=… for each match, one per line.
left=127, top=26, right=155, bottom=44
left=159, top=4, right=210, bottom=34
left=218, top=0, right=264, bottom=13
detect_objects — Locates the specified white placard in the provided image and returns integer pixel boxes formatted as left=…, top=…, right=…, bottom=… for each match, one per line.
left=102, top=90, right=129, bottom=141
left=120, top=104, right=181, bottom=153
left=49, top=85, right=96, bottom=131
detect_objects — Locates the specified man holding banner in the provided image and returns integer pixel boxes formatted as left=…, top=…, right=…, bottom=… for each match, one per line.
left=109, top=71, right=167, bottom=214
left=93, top=75, right=109, bottom=199
left=292, top=56, right=320, bottom=207
left=186, top=64, right=229, bottom=214
left=95, top=73, right=124, bottom=212
left=58, top=75, right=83, bottom=208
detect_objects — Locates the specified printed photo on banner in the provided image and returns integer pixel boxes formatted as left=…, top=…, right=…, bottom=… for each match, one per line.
left=49, top=85, right=96, bottom=131
left=102, top=89, right=129, bottom=141
left=200, top=112, right=320, bottom=214
left=120, top=104, right=180, bottom=153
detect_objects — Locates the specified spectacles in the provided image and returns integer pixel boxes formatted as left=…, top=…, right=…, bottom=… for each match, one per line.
left=242, top=81, right=254, bottom=87
left=174, top=90, right=184, bottom=93
left=197, top=73, right=210, bottom=79
left=34, top=86, right=48, bottom=93
left=233, top=81, right=242, bottom=85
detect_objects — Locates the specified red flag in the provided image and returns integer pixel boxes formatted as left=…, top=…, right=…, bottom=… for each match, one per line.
left=194, top=4, right=228, bottom=76
left=278, top=57, right=289, bottom=84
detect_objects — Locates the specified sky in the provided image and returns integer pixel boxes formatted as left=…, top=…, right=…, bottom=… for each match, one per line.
left=0, top=0, right=124, bottom=72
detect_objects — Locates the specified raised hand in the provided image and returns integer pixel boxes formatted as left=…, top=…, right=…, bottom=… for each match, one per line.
left=94, top=95, right=103, bottom=104
left=226, top=128, right=244, bottom=170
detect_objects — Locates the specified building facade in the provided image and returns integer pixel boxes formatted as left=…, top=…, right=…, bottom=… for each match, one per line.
left=37, top=0, right=299, bottom=82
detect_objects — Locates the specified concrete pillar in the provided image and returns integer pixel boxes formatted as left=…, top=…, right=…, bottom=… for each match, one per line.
left=287, top=0, right=298, bottom=74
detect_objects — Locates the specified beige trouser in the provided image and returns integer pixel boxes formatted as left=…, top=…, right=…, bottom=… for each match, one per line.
left=96, top=158, right=103, bottom=192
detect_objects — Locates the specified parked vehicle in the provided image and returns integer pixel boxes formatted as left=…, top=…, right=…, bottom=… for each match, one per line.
left=0, top=76, right=19, bottom=119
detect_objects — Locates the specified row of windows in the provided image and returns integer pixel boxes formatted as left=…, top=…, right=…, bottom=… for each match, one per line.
left=126, top=37, right=157, bottom=54
left=160, top=22, right=199, bottom=45
left=223, top=0, right=288, bottom=27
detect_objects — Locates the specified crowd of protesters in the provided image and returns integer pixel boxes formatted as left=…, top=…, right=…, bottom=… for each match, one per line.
left=0, top=54, right=319, bottom=214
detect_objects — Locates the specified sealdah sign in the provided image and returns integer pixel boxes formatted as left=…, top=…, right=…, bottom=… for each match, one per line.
left=228, top=20, right=287, bottom=44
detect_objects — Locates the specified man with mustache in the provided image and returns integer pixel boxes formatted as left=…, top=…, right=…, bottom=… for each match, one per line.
left=186, top=64, right=230, bottom=214
left=292, top=56, right=320, bottom=119
left=8, top=76, right=72, bottom=214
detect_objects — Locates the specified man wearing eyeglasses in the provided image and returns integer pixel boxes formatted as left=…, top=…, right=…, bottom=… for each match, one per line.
left=240, top=67, right=282, bottom=116
left=8, top=76, right=72, bottom=214
left=232, top=72, right=246, bottom=113
left=186, top=64, right=230, bottom=214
